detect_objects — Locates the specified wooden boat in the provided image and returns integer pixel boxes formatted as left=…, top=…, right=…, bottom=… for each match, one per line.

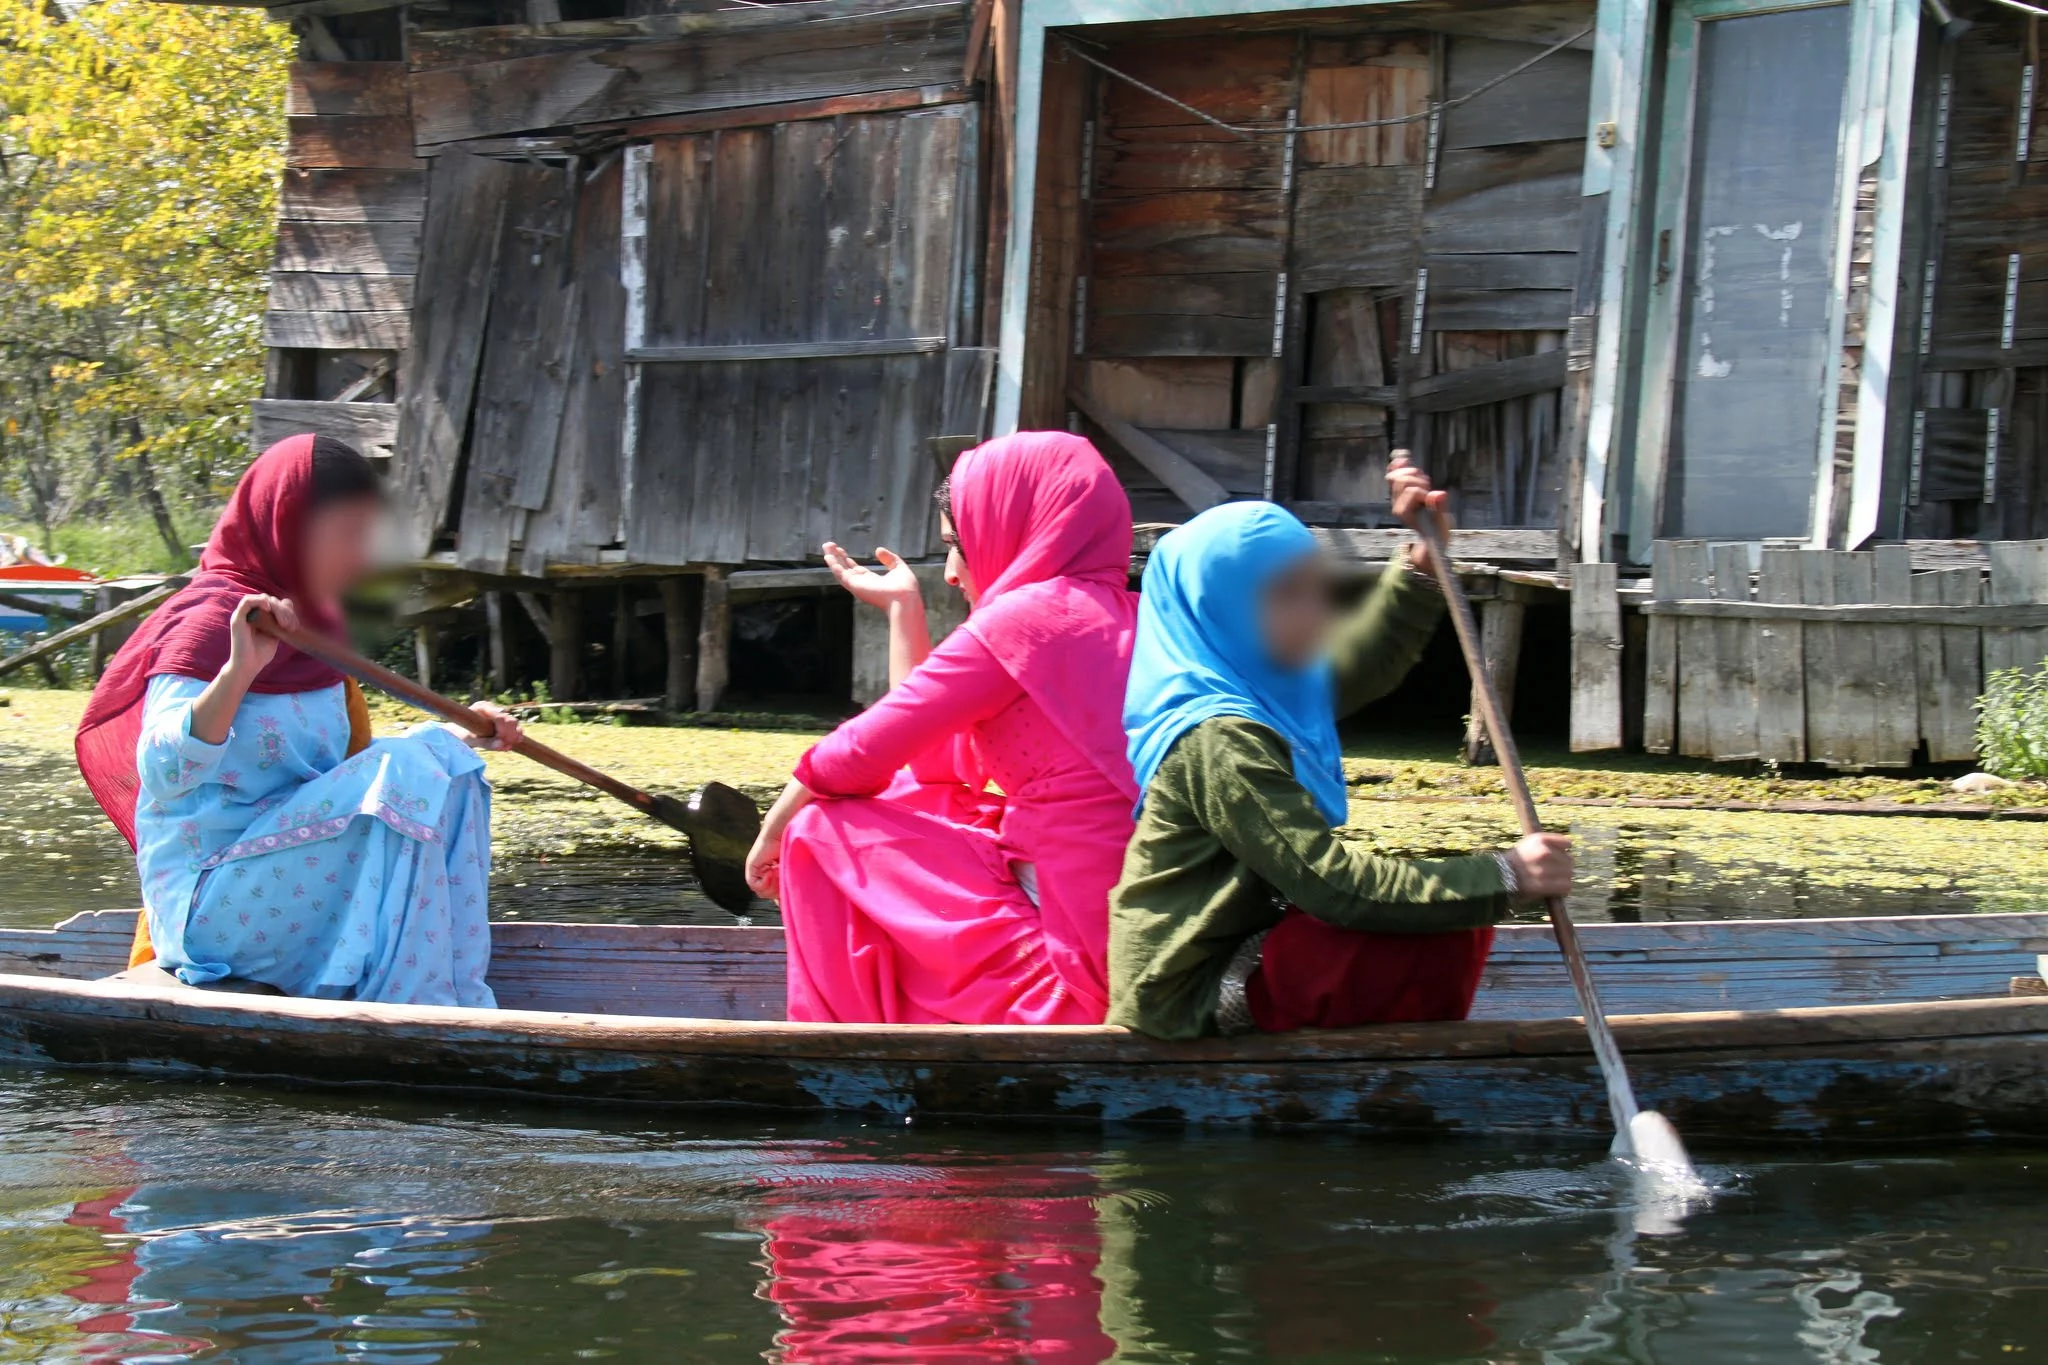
left=0, top=909, right=2044, bottom=1144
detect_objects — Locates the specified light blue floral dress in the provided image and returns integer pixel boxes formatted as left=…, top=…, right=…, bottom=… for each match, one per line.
left=134, top=675, right=497, bottom=1006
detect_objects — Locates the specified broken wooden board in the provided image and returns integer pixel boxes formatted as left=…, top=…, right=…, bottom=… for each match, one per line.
left=250, top=399, right=398, bottom=463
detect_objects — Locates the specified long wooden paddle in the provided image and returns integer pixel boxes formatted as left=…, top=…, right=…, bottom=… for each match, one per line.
left=1410, top=500, right=1702, bottom=1184
left=252, top=610, right=762, bottom=913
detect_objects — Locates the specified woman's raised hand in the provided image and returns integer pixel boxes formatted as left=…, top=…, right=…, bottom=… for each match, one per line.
left=226, top=593, right=297, bottom=680
left=823, top=541, right=924, bottom=615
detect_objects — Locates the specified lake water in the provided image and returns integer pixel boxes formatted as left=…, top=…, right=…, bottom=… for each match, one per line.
left=4, top=748, right=2047, bottom=1360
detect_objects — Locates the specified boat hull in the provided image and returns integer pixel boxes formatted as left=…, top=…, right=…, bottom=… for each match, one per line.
left=1, top=974, right=2043, bottom=1143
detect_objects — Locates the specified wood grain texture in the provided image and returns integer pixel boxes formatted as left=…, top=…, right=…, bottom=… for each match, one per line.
left=1085, top=273, right=1275, bottom=357
left=273, top=220, right=421, bottom=275
left=262, top=309, right=410, bottom=350
left=1424, top=142, right=1584, bottom=255
left=1914, top=566, right=1983, bottom=763
left=1568, top=560, right=1622, bottom=751
left=1642, top=540, right=1681, bottom=754
left=1986, top=540, right=2048, bottom=675
left=249, top=400, right=398, bottom=462
left=286, top=60, right=410, bottom=117
left=279, top=167, right=426, bottom=223
left=1755, top=547, right=1807, bottom=763
left=1440, top=35, right=1591, bottom=150
left=288, top=115, right=421, bottom=170
left=268, top=271, right=415, bottom=314
left=407, top=1, right=966, bottom=146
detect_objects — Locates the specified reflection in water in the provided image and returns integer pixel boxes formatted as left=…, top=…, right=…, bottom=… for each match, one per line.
left=5, top=1073, right=2038, bottom=1362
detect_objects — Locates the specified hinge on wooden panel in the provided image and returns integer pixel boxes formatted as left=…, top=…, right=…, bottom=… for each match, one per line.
left=1263, top=423, right=1278, bottom=500
left=1985, top=408, right=2001, bottom=504
left=1566, top=314, right=1595, bottom=372
left=1409, top=267, right=1429, bottom=354
left=1936, top=72, right=1952, bottom=168
left=1080, top=120, right=1096, bottom=200
left=1271, top=271, right=1288, bottom=358
left=1908, top=409, right=1925, bottom=506
left=1072, top=276, right=1088, bottom=356
left=2019, top=66, right=2037, bottom=162
left=1281, top=110, right=1297, bottom=197
left=1425, top=107, right=1442, bottom=190
left=2002, top=253, right=2022, bottom=348
left=1919, top=258, right=1938, bottom=354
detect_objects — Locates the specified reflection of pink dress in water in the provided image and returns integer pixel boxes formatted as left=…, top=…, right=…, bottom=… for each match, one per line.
left=755, top=1169, right=1114, bottom=1364
left=779, top=434, right=1139, bottom=1025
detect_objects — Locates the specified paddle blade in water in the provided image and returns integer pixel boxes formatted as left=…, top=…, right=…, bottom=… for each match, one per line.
left=1625, top=1110, right=1709, bottom=1195
left=684, top=782, right=764, bottom=914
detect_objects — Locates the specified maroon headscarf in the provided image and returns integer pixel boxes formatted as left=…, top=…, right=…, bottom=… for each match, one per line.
left=76, top=435, right=348, bottom=847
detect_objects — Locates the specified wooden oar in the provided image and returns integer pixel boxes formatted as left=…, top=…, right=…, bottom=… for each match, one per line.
left=1410, top=501, right=1703, bottom=1185
left=252, top=610, right=762, bottom=913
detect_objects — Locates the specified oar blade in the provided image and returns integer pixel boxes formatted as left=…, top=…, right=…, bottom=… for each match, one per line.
left=683, top=782, right=764, bottom=914
left=1625, top=1110, right=1709, bottom=1194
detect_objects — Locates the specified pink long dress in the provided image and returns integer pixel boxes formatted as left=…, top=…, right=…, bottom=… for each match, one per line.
left=779, top=433, right=1139, bottom=1026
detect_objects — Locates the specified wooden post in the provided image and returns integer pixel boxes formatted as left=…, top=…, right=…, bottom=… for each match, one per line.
left=610, top=585, right=632, bottom=697
left=484, top=592, right=509, bottom=693
left=413, top=624, right=437, bottom=694
left=1569, top=563, right=1624, bottom=752
left=658, top=576, right=700, bottom=714
left=1462, top=595, right=1526, bottom=766
left=86, top=585, right=115, bottom=677
left=695, top=567, right=731, bottom=713
left=549, top=589, right=582, bottom=702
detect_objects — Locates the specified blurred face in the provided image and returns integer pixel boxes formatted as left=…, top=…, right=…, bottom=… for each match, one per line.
left=1260, top=552, right=1336, bottom=670
left=940, top=511, right=977, bottom=605
left=297, top=495, right=382, bottom=611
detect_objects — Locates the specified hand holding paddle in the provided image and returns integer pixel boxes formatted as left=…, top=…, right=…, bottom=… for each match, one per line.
left=248, top=606, right=763, bottom=913
left=1395, top=452, right=1704, bottom=1190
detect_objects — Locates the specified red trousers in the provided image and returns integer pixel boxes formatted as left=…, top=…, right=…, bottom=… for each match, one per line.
left=1245, top=909, right=1495, bottom=1031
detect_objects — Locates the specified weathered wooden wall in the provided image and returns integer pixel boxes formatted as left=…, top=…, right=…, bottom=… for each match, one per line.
left=1896, top=6, right=2048, bottom=540
left=1030, top=11, right=1592, bottom=528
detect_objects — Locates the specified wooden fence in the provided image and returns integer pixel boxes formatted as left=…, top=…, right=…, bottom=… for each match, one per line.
left=1576, top=539, right=2048, bottom=767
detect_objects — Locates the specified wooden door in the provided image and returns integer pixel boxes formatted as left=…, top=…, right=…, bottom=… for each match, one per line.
left=624, top=106, right=978, bottom=567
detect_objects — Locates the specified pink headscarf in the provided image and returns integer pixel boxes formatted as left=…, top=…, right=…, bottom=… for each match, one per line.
left=951, top=432, right=1139, bottom=801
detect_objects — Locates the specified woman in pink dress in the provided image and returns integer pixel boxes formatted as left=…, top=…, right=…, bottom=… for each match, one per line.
left=743, top=432, right=1139, bottom=1025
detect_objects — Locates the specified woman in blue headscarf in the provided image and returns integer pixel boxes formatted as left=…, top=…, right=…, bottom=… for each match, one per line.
left=1106, top=456, right=1573, bottom=1039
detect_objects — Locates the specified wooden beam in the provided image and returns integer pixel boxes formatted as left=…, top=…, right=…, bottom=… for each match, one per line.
left=1069, top=389, right=1229, bottom=514
left=627, top=337, right=945, bottom=364
left=0, top=582, right=183, bottom=681
left=1407, top=349, right=1568, bottom=413
left=1568, top=562, right=1622, bottom=752
left=696, top=567, right=731, bottom=714
left=413, top=624, right=437, bottom=694
left=549, top=590, right=583, bottom=702
left=658, top=576, right=700, bottom=713
left=1463, top=597, right=1525, bottom=765
left=582, top=83, right=970, bottom=141
left=484, top=592, right=509, bottom=692
left=1642, top=600, right=2048, bottom=627
left=514, top=591, right=556, bottom=649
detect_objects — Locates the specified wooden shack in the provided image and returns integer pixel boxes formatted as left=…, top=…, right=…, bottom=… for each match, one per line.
left=166, top=0, right=2048, bottom=760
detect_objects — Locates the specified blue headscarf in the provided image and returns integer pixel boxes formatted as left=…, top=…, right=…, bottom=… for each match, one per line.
left=1124, top=501, right=1349, bottom=824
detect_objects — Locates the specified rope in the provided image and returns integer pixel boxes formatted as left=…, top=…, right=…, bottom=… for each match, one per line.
left=1060, top=24, right=1596, bottom=142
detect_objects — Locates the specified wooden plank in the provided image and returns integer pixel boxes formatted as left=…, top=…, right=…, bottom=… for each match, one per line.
left=392, top=150, right=516, bottom=558
left=522, top=153, right=626, bottom=574
left=287, top=115, right=420, bottom=170
left=1986, top=539, right=2048, bottom=676
left=1568, top=561, right=1622, bottom=752
left=939, top=345, right=996, bottom=439
left=1871, top=546, right=1919, bottom=766
left=286, top=60, right=409, bottom=117
left=1424, top=288, right=1572, bottom=331
left=250, top=399, right=397, bottom=462
left=1071, top=388, right=1230, bottom=512
left=1915, top=566, right=1984, bottom=764
left=1642, top=541, right=1681, bottom=754
left=1754, top=547, right=1806, bottom=763
left=1405, top=350, right=1567, bottom=413
left=1463, top=597, right=1525, bottom=764
left=261, top=309, right=409, bottom=350
left=1706, top=542, right=1758, bottom=761
left=1656, top=541, right=1712, bottom=757
left=1085, top=273, right=1275, bottom=357
left=1298, top=60, right=1430, bottom=168
left=1832, top=552, right=1880, bottom=768
left=268, top=271, right=413, bottom=313
left=407, top=2, right=968, bottom=147
left=1643, top=601, right=2048, bottom=626
left=273, top=220, right=420, bottom=275
left=629, top=337, right=947, bottom=363
left=1440, top=36, right=1592, bottom=150
left=1078, top=358, right=1235, bottom=430
left=1292, top=165, right=1424, bottom=285
left=279, top=167, right=426, bottom=223
left=585, top=83, right=970, bottom=141
left=696, top=567, right=731, bottom=712
left=1421, top=252, right=1579, bottom=292
left=1423, top=141, right=1585, bottom=255
left=1095, top=125, right=1284, bottom=196
left=1798, top=550, right=1844, bottom=765
left=1088, top=190, right=1285, bottom=277
left=460, top=163, right=579, bottom=573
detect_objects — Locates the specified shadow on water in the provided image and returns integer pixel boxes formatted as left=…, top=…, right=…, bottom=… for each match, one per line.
left=0, top=1070, right=2041, bottom=1362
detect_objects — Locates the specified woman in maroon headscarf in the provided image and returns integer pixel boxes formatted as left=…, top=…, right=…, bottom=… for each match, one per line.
left=76, top=436, right=519, bottom=1005
left=743, top=433, right=1140, bottom=1025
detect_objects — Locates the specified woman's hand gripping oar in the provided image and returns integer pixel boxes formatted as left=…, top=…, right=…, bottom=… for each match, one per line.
left=250, top=608, right=762, bottom=913
left=1404, top=467, right=1703, bottom=1190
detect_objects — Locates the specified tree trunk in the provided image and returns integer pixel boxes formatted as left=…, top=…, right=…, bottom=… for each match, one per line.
left=125, top=421, right=186, bottom=565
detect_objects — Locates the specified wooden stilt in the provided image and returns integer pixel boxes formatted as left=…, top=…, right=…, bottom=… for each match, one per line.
left=658, top=575, right=700, bottom=714
left=484, top=592, right=509, bottom=692
left=1463, top=596, right=1526, bottom=766
left=413, top=624, right=437, bottom=694
left=549, top=589, right=583, bottom=702
left=86, top=585, right=115, bottom=677
left=610, top=585, right=631, bottom=696
left=695, top=567, right=730, bottom=714
left=1569, top=564, right=1624, bottom=752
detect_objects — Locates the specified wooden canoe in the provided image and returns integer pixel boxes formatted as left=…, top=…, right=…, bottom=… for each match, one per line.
left=0, top=909, right=2044, bottom=1144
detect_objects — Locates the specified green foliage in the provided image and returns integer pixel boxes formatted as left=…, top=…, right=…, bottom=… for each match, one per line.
left=0, top=0, right=291, bottom=570
left=1974, top=664, right=2048, bottom=780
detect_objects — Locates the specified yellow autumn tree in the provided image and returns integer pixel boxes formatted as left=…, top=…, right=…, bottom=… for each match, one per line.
left=0, top=0, right=291, bottom=564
